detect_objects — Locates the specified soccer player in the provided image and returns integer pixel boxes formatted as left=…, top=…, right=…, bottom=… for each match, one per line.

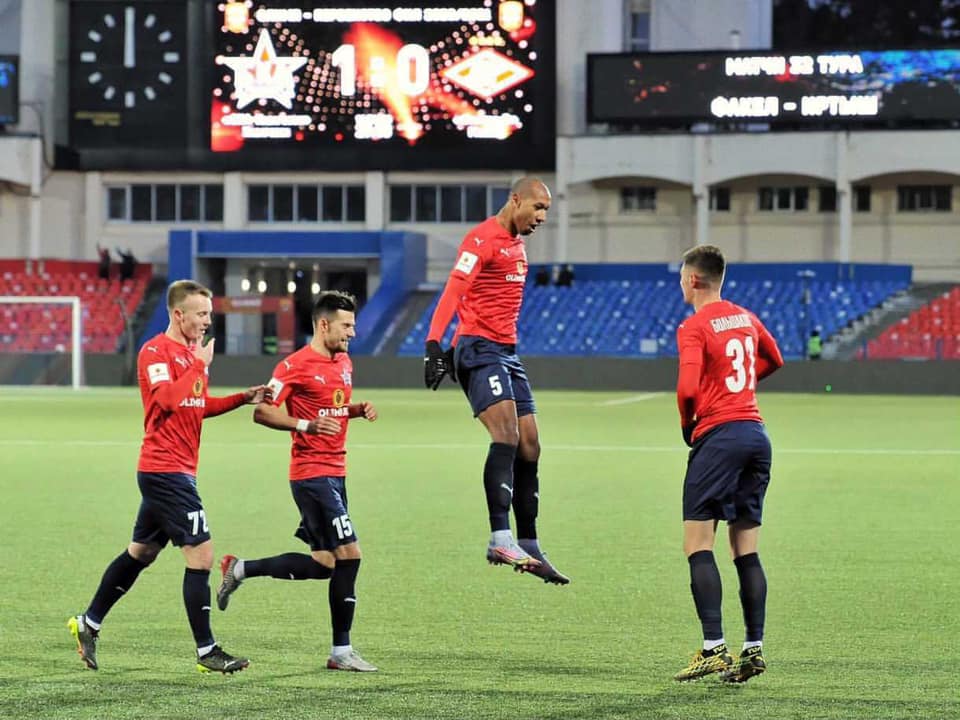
left=672, top=245, right=784, bottom=683
left=216, top=291, right=378, bottom=672
left=68, top=280, right=269, bottom=674
left=423, top=177, right=569, bottom=585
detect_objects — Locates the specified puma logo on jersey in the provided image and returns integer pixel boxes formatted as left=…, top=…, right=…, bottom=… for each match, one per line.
left=314, top=375, right=326, bottom=384
left=474, top=237, right=483, bottom=246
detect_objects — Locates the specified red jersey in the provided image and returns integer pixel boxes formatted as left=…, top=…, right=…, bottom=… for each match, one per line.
left=137, top=333, right=245, bottom=475
left=676, top=300, right=784, bottom=441
left=266, top=345, right=354, bottom=480
left=428, top=215, right=528, bottom=345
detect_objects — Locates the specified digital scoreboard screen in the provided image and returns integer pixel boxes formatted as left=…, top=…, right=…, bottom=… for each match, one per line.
left=210, top=0, right=555, bottom=169
left=0, top=56, right=18, bottom=126
left=588, top=49, right=960, bottom=126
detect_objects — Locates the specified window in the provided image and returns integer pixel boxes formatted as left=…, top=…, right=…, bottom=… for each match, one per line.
left=247, top=184, right=365, bottom=222
left=106, top=183, right=224, bottom=222
left=390, top=185, right=412, bottom=221
left=415, top=185, right=438, bottom=222
left=758, top=186, right=808, bottom=212
left=623, top=0, right=650, bottom=51
left=709, top=187, right=730, bottom=212
left=818, top=186, right=837, bottom=212
left=389, top=183, right=511, bottom=222
left=854, top=184, right=871, bottom=212
left=897, top=184, right=952, bottom=212
left=620, top=186, right=656, bottom=212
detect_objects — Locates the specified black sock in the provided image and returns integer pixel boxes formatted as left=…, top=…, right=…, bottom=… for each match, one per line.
left=483, top=442, right=517, bottom=532
left=688, top=550, right=724, bottom=642
left=85, top=551, right=149, bottom=624
left=329, top=558, right=360, bottom=647
left=512, top=457, right=539, bottom=539
left=183, top=568, right=215, bottom=648
left=734, top=553, right=767, bottom=642
left=245, top=553, right=333, bottom=580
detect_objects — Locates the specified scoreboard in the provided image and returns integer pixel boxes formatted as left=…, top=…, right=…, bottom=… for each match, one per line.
left=67, top=0, right=555, bottom=170
left=588, top=49, right=960, bottom=126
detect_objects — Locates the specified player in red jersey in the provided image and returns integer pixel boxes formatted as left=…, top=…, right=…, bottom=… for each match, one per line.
left=215, top=291, right=379, bottom=672
left=671, top=246, right=784, bottom=683
left=423, top=177, right=569, bottom=585
left=68, top=280, right=269, bottom=674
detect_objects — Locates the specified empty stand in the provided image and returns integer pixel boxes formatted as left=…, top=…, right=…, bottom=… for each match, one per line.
left=399, top=273, right=908, bottom=360
left=862, top=286, right=960, bottom=360
left=0, top=260, right=150, bottom=354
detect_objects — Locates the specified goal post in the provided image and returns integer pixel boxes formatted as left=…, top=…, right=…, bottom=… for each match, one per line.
left=0, top=295, right=84, bottom=389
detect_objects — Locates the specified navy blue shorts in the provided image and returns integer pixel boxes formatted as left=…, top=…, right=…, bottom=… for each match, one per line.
left=683, top=421, right=772, bottom=524
left=290, top=476, right=357, bottom=552
left=132, top=472, right=210, bottom=548
left=454, top=335, right=536, bottom=417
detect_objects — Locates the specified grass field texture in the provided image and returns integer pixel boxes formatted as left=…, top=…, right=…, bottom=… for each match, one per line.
left=0, top=387, right=957, bottom=720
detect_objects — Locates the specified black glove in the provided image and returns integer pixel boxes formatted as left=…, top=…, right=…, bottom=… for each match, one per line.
left=682, top=421, right=698, bottom=448
left=424, top=340, right=450, bottom=390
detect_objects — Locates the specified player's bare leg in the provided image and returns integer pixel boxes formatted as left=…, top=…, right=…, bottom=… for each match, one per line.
left=478, top=400, right=540, bottom=571
left=514, top=413, right=569, bottom=584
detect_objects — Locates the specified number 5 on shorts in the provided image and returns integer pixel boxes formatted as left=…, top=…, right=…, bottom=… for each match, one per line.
left=488, top=374, right=503, bottom=396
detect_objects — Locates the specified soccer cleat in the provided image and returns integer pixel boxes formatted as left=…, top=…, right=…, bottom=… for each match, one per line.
left=67, top=615, right=99, bottom=671
left=486, top=541, right=542, bottom=571
left=196, top=645, right=249, bottom=674
left=721, top=646, right=766, bottom=684
left=326, top=650, right=378, bottom=672
left=673, top=645, right=733, bottom=682
left=216, top=555, right=242, bottom=611
left=517, top=540, right=570, bottom=585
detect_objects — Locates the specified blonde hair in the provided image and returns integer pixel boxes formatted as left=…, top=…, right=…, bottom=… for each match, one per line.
left=167, top=279, right=212, bottom=310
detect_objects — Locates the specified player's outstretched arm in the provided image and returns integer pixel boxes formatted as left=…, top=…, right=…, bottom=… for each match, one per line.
left=348, top=401, right=377, bottom=421
left=204, top=385, right=271, bottom=418
left=253, top=402, right=341, bottom=435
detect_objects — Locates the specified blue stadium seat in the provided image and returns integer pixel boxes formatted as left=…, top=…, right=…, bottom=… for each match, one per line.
left=397, top=275, right=908, bottom=360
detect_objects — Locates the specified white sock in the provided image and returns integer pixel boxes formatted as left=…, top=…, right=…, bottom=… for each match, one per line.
left=83, top=615, right=101, bottom=632
left=197, top=643, right=216, bottom=657
left=491, top=530, right=514, bottom=547
left=743, top=641, right=762, bottom=651
left=233, top=559, right=246, bottom=581
left=331, top=644, right=352, bottom=657
left=703, top=638, right=726, bottom=651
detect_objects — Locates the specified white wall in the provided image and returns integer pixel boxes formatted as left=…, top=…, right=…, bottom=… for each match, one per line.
left=651, top=0, right=772, bottom=51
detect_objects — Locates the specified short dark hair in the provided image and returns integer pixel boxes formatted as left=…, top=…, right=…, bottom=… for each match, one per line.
left=312, top=290, right=357, bottom=325
left=167, top=279, right=212, bottom=309
left=681, top=245, right=726, bottom=285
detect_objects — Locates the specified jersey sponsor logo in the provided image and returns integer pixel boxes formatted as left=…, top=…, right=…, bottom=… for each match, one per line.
left=709, top=313, right=751, bottom=333
left=504, top=271, right=526, bottom=282
left=192, top=377, right=204, bottom=396
left=147, top=363, right=170, bottom=384
left=341, top=368, right=352, bottom=386
left=316, top=406, right=350, bottom=418
left=454, top=250, right=479, bottom=274
left=179, top=397, right=206, bottom=408
left=332, top=388, right=346, bottom=407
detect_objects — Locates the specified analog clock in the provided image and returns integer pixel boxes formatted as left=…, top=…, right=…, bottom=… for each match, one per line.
left=70, top=0, right=187, bottom=148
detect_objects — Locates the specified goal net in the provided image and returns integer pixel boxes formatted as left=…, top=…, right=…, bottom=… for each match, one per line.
left=0, top=296, right=84, bottom=389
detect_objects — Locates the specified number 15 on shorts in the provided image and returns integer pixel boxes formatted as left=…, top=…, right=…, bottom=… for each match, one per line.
left=332, top=513, right=353, bottom=540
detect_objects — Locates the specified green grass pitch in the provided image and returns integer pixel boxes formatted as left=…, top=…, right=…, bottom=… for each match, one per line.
left=0, top=387, right=957, bottom=720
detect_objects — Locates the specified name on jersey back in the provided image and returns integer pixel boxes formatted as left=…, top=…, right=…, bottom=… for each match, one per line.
left=709, top=313, right=751, bottom=333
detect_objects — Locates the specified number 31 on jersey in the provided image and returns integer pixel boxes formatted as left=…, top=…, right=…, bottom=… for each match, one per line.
left=725, top=336, right=756, bottom=393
